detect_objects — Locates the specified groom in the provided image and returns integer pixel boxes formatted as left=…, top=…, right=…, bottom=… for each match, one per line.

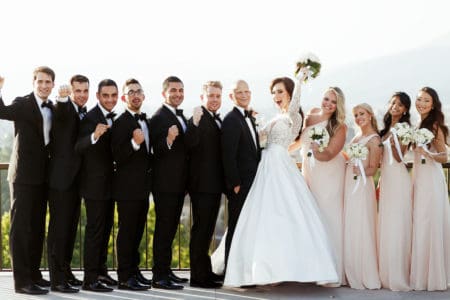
left=221, top=80, right=261, bottom=267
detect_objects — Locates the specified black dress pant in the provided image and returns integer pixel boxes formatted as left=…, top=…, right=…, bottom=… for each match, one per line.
left=9, top=183, right=48, bottom=289
left=47, top=183, right=81, bottom=285
left=225, top=185, right=250, bottom=268
left=83, top=198, right=114, bottom=283
left=189, top=192, right=221, bottom=281
left=152, top=192, right=185, bottom=281
left=116, top=198, right=149, bottom=282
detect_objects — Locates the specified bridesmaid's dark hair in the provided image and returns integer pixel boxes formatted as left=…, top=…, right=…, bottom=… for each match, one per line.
left=270, top=77, right=304, bottom=138
left=418, top=87, right=449, bottom=144
left=379, top=92, right=411, bottom=138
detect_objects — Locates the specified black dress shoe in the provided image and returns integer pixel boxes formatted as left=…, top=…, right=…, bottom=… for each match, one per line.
left=34, top=278, right=51, bottom=287
left=66, top=274, right=83, bottom=286
left=118, top=277, right=150, bottom=291
left=82, top=281, right=113, bottom=292
left=152, top=279, right=184, bottom=290
left=97, top=274, right=118, bottom=286
left=209, top=273, right=225, bottom=282
left=15, top=284, right=49, bottom=295
left=240, top=284, right=257, bottom=288
left=190, top=279, right=223, bottom=289
left=51, top=283, right=79, bottom=293
left=136, top=271, right=152, bottom=285
left=168, top=271, right=189, bottom=283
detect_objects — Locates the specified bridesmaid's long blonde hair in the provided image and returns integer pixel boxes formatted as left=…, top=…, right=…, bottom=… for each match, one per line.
left=325, top=87, right=346, bottom=137
left=352, top=103, right=379, bottom=134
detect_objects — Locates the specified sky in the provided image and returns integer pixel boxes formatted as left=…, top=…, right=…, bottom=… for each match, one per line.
left=1, top=0, right=450, bottom=114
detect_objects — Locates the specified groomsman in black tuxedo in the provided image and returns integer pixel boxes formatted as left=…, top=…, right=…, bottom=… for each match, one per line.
left=149, top=76, right=188, bottom=290
left=185, top=81, right=224, bottom=288
left=221, top=80, right=261, bottom=266
left=47, top=75, right=89, bottom=293
left=111, top=78, right=152, bottom=291
left=75, top=79, right=118, bottom=292
left=0, top=67, right=55, bottom=295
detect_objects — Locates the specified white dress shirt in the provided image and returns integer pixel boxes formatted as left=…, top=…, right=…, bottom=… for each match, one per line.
left=128, top=109, right=150, bottom=153
left=235, top=106, right=257, bottom=148
left=34, top=93, right=52, bottom=146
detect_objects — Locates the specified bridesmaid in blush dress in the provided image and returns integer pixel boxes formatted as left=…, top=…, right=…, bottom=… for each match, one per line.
left=410, top=87, right=450, bottom=291
left=343, top=103, right=382, bottom=290
left=298, top=87, right=347, bottom=286
left=377, top=92, right=413, bottom=291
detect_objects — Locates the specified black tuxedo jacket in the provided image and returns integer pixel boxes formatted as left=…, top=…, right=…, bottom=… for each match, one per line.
left=185, top=106, right=224, bottom=194
left=0, top=93, right=50, bottom=185
left=48, top=100, right=81, bottom=191
left=111, top=110, right=152, bottom=201
left=148, top=105, right=188, bottom=193
left=75, top=105, right=114, bottom=200
left=221, top=107, right=261, bottom=190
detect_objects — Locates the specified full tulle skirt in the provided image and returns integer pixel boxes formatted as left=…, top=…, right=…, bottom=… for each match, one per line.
left=224, top=143, right=338, bottom=287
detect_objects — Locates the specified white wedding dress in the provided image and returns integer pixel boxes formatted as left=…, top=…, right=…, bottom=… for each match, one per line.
left=223, top=81, right=339, bottom=287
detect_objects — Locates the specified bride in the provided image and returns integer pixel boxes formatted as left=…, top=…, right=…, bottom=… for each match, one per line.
left=223, top=73, right=338, bottom=287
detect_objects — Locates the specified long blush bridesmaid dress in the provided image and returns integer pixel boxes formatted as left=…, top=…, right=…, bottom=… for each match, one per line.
left=343, top=134, right=381, bottom=290
left=377, top=133, right=412, bottom=291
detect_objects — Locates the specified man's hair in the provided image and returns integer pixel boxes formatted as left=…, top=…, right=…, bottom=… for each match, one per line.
left=162, top=76, right=183, bottom=91
left=33, top=66, right=55, bottom=82
left=122, top=78, right=141, bottom=93
left=202, top=81, right=223, bottom=93
left=70, top=74, right=89, bottom=85
left=97, top=79, right=118, bottom=93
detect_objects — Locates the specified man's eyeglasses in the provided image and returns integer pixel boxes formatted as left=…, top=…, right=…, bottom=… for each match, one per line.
left=126, top=89, right=144, bottom=96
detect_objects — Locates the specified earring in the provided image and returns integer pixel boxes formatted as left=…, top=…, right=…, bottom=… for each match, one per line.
left=403, top=112, right=406, bottom=115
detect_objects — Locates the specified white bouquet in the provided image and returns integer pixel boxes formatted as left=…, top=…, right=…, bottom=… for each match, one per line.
left=413, top=127, right=434, bottom=164
left=346, top=143, right=369, bottom=180
left=295, top=52, right=321, bottom=83
left=391, top=122, right=414, bottom=145
left=385, top=122, right=413, bottom=164
left=307, top=125, right=329, bottom=157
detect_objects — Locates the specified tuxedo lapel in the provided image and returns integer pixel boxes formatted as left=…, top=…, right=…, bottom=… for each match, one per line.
left=233, top=107, right=257, bottom=153
left=29, top=93, right=45, bottom=145
left=68, top=100, right=81, bottom=124
left=202, top=106, right=221, bottom=131
left=126, top=110, right=150, bottom=154
left=161, top=105, right=185, bottom=134
left=94, top=105, right=108, bottom=125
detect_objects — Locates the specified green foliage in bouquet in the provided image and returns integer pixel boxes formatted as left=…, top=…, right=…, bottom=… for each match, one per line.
left=295, top=59, right=321, bottom=80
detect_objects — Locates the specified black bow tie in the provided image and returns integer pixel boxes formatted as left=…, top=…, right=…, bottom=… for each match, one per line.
left=78, top=106, right=87, bottom=114
left=244, top=110, right=251, bottom=118
left=213, top=112, right=221, bottom=120
left=175, top=109, right=184, bottom=117
left=134, top=113, right=147, bottom=121
left=106, top=112, right=116, bottom=120
left=41, top=100, right=53, bottom=109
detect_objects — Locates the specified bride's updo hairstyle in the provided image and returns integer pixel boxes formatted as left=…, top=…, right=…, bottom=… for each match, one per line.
left=352, top=103, right=379, bottom=134
left=270, top=77, right=295, bottom=99
left=324, top=87, right=346, bottom=138
left=270, top=77, right=304, bottom=136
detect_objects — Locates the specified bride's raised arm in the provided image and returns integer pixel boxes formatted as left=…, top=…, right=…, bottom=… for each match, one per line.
left=288, top=72, right=307, bottom=139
